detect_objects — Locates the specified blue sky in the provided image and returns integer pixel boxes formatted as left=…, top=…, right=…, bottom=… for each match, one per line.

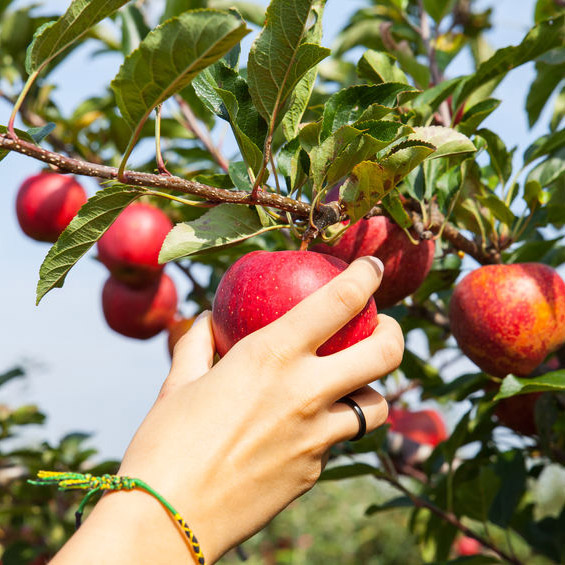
left=1, top=0, right=558, bottom=459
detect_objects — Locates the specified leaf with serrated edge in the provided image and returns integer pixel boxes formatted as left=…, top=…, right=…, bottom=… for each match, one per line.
left=111, top=10, right=250, bottom=130
left=494, top=371, right=565, bottom=400
left=380, top=140, right=437, bottom=182
left=321, top=83, right=418, bottom=140
left=409, top=126, right=476, bottom=159
left=454, top=14, right=565, bottom=108
left=281, top=0, right=326, bottom=141
left=160, top=204, right=280, bottom=261
left=357, top=50, right=408, bottom=85
left=26, top=0, right=131, bottom=75
left=247, top=0, right=330, bottom=128
left=36, top=185, right=143, bottom=304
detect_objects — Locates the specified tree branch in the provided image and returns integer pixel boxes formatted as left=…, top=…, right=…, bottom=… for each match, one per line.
left=375, top=470, right=525, bottom=565
left=0, top=133, right=320, bottom=220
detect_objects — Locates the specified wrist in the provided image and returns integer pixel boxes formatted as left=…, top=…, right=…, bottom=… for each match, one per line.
left=52, top=487, right=205, bottom=565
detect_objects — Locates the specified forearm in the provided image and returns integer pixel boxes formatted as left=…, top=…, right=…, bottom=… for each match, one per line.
left=51, top=489, right=203, bottom=565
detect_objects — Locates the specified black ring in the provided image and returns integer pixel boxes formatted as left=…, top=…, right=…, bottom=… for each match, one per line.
left=337, top=396, right=367, bottom=441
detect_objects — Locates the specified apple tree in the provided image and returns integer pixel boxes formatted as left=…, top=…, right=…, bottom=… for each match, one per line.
left=1, top=0, right=565, bottom=563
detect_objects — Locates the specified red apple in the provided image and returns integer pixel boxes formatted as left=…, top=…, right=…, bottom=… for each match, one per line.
left=167, top=315, right=195, bottom=357
left=102, top=273, right=177, bottom=339
left=97, top=202, right=173, bottom=286
left=454, top=536, right=482, bottom=556
left=387, top=407, right=447, bottom=447
left=449, top=263, right=565, bottom=377
left=313, top=216, right=435, bottom=309
left=212, top=250, right=378, bottom=357
left=16, top=172, right=87, bottom=242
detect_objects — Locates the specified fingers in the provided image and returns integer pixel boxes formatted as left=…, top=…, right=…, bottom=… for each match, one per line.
left=326, top=386, right=388, bottom=444
left=258, top=256, right=384, bottom=356
left=317, top=314, right=404, bottom=401
left=165, top=311, right=215, bottom=388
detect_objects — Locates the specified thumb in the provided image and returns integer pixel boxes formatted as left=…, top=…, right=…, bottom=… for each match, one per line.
left=166, top=311, right=216, bottom=387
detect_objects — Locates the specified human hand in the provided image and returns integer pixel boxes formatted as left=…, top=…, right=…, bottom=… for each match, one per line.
left=53, top=256, right=403, bottom=565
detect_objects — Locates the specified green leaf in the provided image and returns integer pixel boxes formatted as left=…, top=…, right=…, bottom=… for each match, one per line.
left=247, top=0, right=330, bottom=127
left=365, top=496, right=413, bottom=516
left=26, top=0, right=131, bottom=75
left=423, top=0, right=456, bottom=24
left=111, top=10, right=250, bottom=130
left=526, top=62, right=565, bottom=128
left=311, top=122, right=405, bottom=191
left=454, top=14, right=565, bottom=108
left=161, top=0, right=206, bottom=22
left=409, top=126, right=476, bottom=159
left=278, top=137, right=306, bottom=192
left=357, top=50, right=408, bottom=85
left=319, top=462, right=379, bottom=481
left=228, top=161, right=252, bottom=191
left=524, top=129, right=565, bottom=165
left=120, top=4, right=150, bottom=55
left=381, top=191, right=412, bottom=229
left=159, top=204, right=282, bottom=261
left=477, top=129, right=512, bottom=184
left=457, top=98, right=501, bottom=136
left=477, top=194, right=516, bottom=225
left=210, top=0, right=266, bottom=26
left=281, top=0, right=326, bottom=141
left=489, top=451, right=526, bottom=528
left=321, top=83, right=418, bottom=140
left=340, top=146, right=433, bottom=224
left=36, top=185, right=143, bottom=304
left=192, top=62, right=266, bottom=173
left=526, top=148, right=565, bottom=188
left=412, top=77, right=462, bottom=111
left=494, top=372, right=565, bottom=400
left=0, top=367, right=25, bottom=388
left=550, top=85, right=565, bottom=131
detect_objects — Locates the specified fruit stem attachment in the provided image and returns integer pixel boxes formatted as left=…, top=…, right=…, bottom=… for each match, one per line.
left=7, top=71, right=39, bottom=138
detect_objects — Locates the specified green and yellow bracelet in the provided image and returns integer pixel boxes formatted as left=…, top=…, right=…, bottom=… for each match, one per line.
left=29, top=471, right=206, bottom=565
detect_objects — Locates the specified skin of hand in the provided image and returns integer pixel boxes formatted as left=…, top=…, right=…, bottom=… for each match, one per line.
left=52, top=256, right=404, bottom=565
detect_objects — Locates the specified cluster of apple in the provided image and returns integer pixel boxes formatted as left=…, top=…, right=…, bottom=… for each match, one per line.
left=15, top=172, right=191, bottom=350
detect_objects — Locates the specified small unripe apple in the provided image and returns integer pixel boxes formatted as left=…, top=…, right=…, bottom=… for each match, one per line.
left=313, top=216, right=435, bottom=309
left=449, top=263, right=565, bottom=377
left=102, top=273, right=177, bottom=339
left=212, top=250, right=378, bottom=357
left=387, top=407, right=447, bottom=447
left=167, top=315, right=195, bottom=357
left=97, top=203, right=173, bottom=287
left=16, top=172, right=87, bottom=242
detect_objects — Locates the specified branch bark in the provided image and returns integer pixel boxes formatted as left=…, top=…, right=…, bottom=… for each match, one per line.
left=0, top=133, right=313, bottom=218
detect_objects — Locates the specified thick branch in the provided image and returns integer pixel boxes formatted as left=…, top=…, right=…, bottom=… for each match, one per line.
left=0, top=134, right=315, bottom=219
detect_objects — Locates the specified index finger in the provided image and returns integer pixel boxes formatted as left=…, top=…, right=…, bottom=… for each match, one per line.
left=260, top=256, right=384, bottom=354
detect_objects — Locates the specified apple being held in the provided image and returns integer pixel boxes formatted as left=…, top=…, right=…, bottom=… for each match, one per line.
left=449, top=263, right=565, bottom=377
left=313, top=216, right=435, bottom=309
left=97, top=202, right=173, bottom=286
left=212, top=250, right=378, bottom=357
left=16, top=172, right=87, bottom=242
left=102, top=273, right=177, bottom=339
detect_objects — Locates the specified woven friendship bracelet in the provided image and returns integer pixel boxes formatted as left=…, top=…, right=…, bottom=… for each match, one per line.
left=29, top=471, right=206, bottom=565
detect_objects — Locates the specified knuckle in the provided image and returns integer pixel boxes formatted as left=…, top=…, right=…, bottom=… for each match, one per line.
left=333, top=278, right=367, bottom=314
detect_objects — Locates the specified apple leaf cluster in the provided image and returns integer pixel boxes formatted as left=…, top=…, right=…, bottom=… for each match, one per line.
left=1, top=0, right=565, bottom=563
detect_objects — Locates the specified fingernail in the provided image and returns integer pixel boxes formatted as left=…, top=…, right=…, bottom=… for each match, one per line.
left=194, top=310, right=211, bottom=323
left=365, top=256, right=384, bottom=275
